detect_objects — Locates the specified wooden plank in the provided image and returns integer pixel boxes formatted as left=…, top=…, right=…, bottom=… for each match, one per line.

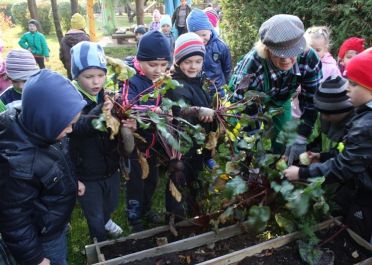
left=196, top=218, right=339, bottom=265
left=85, top=218, right=200, bottom=263
left=92, top=222, right=252, bottom=265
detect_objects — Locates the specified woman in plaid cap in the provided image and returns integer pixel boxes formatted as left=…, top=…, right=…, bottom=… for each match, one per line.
left=229, top=14, right=322, bottom=165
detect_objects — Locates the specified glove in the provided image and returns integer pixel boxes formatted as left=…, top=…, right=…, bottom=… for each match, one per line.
left=284, top=135, right=307, bottom=166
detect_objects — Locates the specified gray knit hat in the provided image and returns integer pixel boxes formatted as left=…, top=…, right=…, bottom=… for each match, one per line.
left=259, top=14, right=306, bottom=58
left=5, top=48, right=40, bottom=80
left=314, top=76, right=353, bottom=114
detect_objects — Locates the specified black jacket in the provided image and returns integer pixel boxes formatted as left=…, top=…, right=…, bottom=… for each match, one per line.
left=69, top=91, right=119, bottom=181
left=300, top=101, right=372, bottom=205
left=0, top=108, right=77, bottom=265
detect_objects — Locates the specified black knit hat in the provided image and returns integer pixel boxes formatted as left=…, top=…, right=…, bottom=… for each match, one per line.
left=314, top=76, right=353, bottom=114
left=136, top=31, right=171, bottom=62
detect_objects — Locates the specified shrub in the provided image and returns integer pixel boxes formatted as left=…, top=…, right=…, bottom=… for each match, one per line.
left=11, top=2, right=29, bottom=32
left=221, top=0, right=372, bottom=61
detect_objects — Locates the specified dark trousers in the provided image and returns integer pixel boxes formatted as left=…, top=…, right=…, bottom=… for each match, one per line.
left=34, top=56, right=45, bottom=69
left=78, top=172, right=120, bottom=242
left=125, top=151, right=158, bottom=224
left=176, top=26, right=187, bottom=36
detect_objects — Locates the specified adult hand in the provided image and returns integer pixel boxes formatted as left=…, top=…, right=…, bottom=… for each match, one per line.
left=38, top=258, right=50, bottom=265
left=284, top=135, right=307, bottom=166
left=283, top=166, right=300, bottom=181
left=198, top=107, right=215, bottom=123
left=77, top=180, right=85, bottom=196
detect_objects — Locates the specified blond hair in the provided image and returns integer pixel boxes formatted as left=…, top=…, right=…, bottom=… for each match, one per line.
left=305, top=26, right=332, bottom=49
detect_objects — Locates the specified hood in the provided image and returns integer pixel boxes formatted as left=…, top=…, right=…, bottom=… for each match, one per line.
left=64, top=30, right=89, bottom=47
left=321, top=52, right=337, bottom=65
left=21, top=69, right=86, bottom=142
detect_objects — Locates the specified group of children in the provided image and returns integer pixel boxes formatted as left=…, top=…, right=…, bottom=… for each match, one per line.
left=0, top=9, right=371, bottom=265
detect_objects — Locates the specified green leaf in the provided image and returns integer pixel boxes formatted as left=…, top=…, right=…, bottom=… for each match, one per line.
left=247, top=205, right=270, bottom=232
left=225, top=176, right=247, bottom=196
left=275, top=213, right=295, bottom=233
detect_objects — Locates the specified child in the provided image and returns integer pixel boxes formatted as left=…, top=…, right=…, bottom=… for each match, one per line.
left=165, top=32, right=215, bottom=218
left=59, top=13, right=90, bottom=80
left=186, top=9, right=232, bottom=97
left=122, top=31, right=171, bottom=232
left=305, top=26, right=340, bottom=82
left=160, top=15, right=175, bottom=66
left=19, top=19, right=49, bottom=69
left=0, top=48, right=40, bottom=112
left=134, top=25, right=147, bottom=43
left=0, top=69, right=86, bottom=265
left=307, top=76, right=354, bottom=160
left=204, top=7, right=220, bottom=33
left=0, top=39, right=12, bottom=93
left=149, top=9, right=161, bottom=31
left=284, top=49, right=372, bottom=243
left=69, top=41, right=123, bottom=241
left=337, top=37, right=365, bottom=76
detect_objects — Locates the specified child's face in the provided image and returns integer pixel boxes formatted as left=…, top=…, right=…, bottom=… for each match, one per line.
left=309, top=38, right=328, bottom=59
left=11, top=80, right=26, bottom=91
left=77, top=68, right=106, bottom=96
left=269, top=53, right=297, bottom=71
left=347, top=80, right=372, bottom=107
left=341, top=50, right=358, bottom=67
left=195, top=30, right=212, bottom=45
left=28, top=23, right=37, bottom=32
left=139, top=60, right=168, bottom=81
left=154, top=15, right=161, bottom=22
left=135, top=33, right=144, bottom=41
left=179, top=55, right=204, bottom=78
left=56, top=112, right=81, bottom=140
left=161, top=24, right=171, bottom=34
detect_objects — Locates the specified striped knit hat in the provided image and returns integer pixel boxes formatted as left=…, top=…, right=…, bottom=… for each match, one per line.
left=314, top=75, right=353, bottom=114
left=174, top=32, right=205, bottom=65
left=70, top=41, right=107, bottom=79
left=204, top=7, right=219, bottom=28
left=5, top=48, right=40, bottom=80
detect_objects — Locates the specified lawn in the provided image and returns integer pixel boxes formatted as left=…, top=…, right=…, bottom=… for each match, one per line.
left=1, top=13, right=166, bottom=265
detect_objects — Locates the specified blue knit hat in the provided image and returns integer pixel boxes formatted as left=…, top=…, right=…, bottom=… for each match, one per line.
left=136, top=31, right=171, bottom=61
left=22, top=69, right=86, bottom=142
left=160, top=15, right=172, bottom=28
left=186, top=8, right=213, bottom=32
left=70, top=41, right=107, bottom=79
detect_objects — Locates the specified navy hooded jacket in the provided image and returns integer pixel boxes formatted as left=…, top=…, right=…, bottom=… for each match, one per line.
left=0, top=69, right=86, bottom=265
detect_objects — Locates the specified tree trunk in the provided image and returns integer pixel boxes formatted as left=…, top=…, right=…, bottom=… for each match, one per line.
left=135, top=0, right=144, bottom=25
left=87, top=0, right=97, bottom=41
left=50, top=0, right=64, bottom=45
left=71, top=0, right=79, bottom=14
left=27, top=0, right=38, bottom=20
left=125, top=3, right=135, bottom=23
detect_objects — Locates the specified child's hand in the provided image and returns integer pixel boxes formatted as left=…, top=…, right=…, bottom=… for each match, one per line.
left=283, top=166, right=300, bottom=181
left=77, top=181, right=85, bottom=196
left=103, top=95, right=114, bottom=112
left=121, top=118, right=137, bottom=132
left=45, top=57, right=49, bottom=62
left=198, top=107, right=215, bottom=123
left=307, top=151, right=320, bottom=164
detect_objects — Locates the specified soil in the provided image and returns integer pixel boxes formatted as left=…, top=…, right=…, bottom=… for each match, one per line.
left=122, top=231, right=258, bottom=265
left=238, top=226, right=372, bottom=265
left=101, top=225, right=210, bottom=260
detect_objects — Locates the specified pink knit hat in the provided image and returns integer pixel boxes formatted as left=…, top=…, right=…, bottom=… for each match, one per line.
left=204, top=7, right=219, bottom=27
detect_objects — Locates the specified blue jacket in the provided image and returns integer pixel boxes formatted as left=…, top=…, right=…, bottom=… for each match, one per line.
left=127, top=73, right=158, bottom=106
left=204, top=33, right=232, bottom=97
left=0, top=108, right=77, bottom=265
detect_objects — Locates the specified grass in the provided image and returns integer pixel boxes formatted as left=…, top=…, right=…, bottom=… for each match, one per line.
left=1, top=13, right=165, bottom=265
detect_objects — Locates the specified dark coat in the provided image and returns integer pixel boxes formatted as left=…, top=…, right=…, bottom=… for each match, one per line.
left=0, top=108, right=77, bottom=265
left=300, top=101, right=372, bottom=205
left=59, top=30, right=90, bottom=79
left=69, top=90, right=119, bottom=181
left=171, top=4, right=192, bottom=28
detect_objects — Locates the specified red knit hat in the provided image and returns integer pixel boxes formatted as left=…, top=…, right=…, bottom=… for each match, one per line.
left=345, top=49, right=372, bottom=91
left=338, top=37, right=365, bottom=60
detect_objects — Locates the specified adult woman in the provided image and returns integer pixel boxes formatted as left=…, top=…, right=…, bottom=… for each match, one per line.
left=229, top=14, right=322, bottom=165
left=171, top=0, right=192, bottom=36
